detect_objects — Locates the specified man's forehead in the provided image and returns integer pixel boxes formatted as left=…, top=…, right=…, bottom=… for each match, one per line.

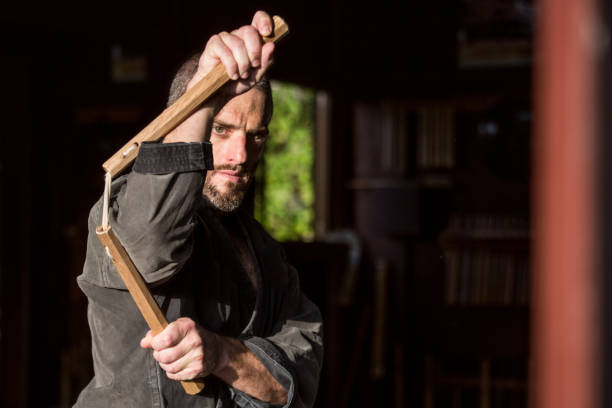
left=214, top=88, right=269, bottom=125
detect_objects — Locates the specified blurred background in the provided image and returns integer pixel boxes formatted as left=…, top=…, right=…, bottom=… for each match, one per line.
left=1, top=0, right=609, bottom=407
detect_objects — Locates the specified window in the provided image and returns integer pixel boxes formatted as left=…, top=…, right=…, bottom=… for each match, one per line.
left=254, top=81, right=315, bottom=241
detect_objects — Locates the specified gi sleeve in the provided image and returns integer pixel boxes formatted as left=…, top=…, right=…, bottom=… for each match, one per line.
left=235, top=265, right=324, bottom=408
left=81, top=141, right=213, bottom=289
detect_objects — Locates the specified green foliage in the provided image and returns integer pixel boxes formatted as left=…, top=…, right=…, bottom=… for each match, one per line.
left=254, top=81, right=315, bottom=242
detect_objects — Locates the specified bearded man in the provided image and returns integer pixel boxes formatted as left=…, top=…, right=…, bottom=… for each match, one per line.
left=75, top=11, right=323, bottom=408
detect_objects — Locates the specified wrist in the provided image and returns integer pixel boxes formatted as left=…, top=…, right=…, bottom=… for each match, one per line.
left=212, top=333, right=231, bottom=374
left=211, top=336, right=250, bottom=379
left=164, top=106, right=215, bottom=143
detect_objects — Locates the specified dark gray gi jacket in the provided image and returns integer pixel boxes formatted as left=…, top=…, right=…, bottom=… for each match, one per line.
left=74, top=142, right=323, bottom=408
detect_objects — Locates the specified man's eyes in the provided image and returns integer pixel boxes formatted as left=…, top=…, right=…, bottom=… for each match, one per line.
left=253, top=133, right=267, bottom=142
left=211, top=125, right=266, bottom=141
left=212, top=125, right=227, bottom=135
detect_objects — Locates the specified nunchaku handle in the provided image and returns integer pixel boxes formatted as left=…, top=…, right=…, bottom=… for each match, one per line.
left=102, top=15, right=289, bottom=178
left=96, top=226, right=206, bottom=394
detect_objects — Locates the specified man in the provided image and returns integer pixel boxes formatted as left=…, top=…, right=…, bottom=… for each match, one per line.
left=75, top=11, right=323, bottom=408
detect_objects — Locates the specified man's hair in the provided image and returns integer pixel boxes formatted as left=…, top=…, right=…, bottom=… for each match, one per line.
left=167, top=53, right=273, bottom=124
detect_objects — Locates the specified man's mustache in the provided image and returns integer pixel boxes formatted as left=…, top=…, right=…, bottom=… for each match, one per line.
left=212, top=164, right=249, bottom=174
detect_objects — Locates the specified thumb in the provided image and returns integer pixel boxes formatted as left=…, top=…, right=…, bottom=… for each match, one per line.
left=140, top=330, right=153, bottom=349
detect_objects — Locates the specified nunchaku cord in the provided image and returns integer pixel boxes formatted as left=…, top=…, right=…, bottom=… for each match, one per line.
left=102, top=171, right=113, bottom=260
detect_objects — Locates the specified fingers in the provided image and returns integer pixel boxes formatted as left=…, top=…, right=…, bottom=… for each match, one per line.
left=234, top=25, right=263, bottom=68
left=251, top=10, right=273, bottom=37
left=140, top=330, right=153, bottom=349
left=150, top=318, right=193, bottom=350
left=203, top=34, right=238, bottom=80
left=142, top=318, right=213, bottom=381
left=220, top=30, right=253, bottom=79
left=206, top=27, right=266, bottom=81
left=218, top=32, right=249, bottom=80
left=258, top=42, right=275, bottom=78
left=189, top=11, right=275, bottom=94
left=158, top=346, right=205, bottom=381
left=243, top=42, right=275, bottom=87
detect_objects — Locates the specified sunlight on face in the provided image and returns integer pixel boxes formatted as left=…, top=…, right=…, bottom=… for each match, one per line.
left=203, top=87, right=268, bottom=212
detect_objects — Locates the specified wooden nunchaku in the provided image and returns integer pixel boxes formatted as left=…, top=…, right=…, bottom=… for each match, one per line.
left=95, top=16, right=289, bottom=395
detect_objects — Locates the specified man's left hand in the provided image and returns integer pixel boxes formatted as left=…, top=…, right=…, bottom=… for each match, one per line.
left=140, top=317, right=224, bottom=381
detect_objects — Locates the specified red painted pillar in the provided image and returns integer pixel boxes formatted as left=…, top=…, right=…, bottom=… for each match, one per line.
left=532, top=0, right=599, bottom=407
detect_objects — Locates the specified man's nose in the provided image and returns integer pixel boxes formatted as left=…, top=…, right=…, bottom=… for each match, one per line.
left=226, top=133, right=248, bottom=164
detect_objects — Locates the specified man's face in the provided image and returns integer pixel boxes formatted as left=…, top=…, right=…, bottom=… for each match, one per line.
left=203, top=87, right=268, bottom=212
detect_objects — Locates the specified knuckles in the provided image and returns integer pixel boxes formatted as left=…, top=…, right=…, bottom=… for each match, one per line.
left=207, top=34, right=221, bottom=48
left=162, top=354, right=205, bottom=379
left=151, top=335, right=170, bottom=350
left=237, top=25, right=259, bottom=39
left=154, top=349, right=176, bottom=364
left=200, top=13, right=272, bottom=83
left=178, top=317, right=196, bottom=330
left=225, top=34, right=247, bottom=50
left=185, top=367, right=201, bottom=380
left=161, top=362, right=181, bottom=374
left=188, top=335, right=203, bottom=350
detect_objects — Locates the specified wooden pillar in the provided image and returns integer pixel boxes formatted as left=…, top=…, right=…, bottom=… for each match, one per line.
left=531, top=0, right=599, bottom=408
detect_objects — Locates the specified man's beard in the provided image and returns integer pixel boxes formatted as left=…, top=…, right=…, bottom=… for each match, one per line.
left=202, top=165, right=252, bottom=213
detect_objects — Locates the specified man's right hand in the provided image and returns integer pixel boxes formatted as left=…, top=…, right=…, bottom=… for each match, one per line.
left=164, top=10, right=275, bottom=144
left=188, top=10, right=275, bottom=96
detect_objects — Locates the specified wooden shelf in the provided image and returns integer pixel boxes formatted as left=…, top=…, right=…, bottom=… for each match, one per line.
left=439, top=235, right=529, bottom=250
